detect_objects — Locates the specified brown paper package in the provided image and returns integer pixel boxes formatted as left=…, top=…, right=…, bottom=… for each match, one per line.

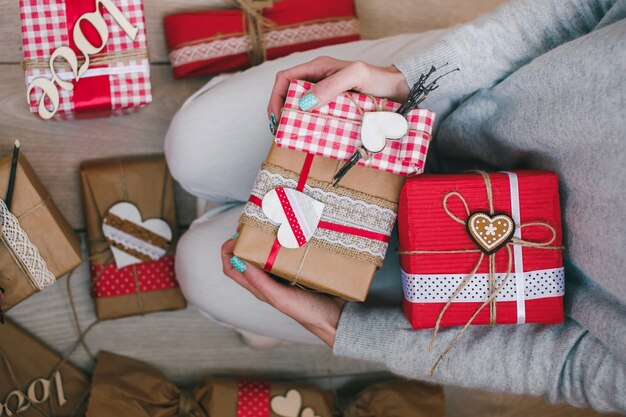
left=0, top=153, right=81, bottom=311
left=86, top=351, right=335, bottom=417
left=345, top=380, right=445, bottom=417
left=234, top=145, right=404, bottom=302
left=0, top=319, right=90, bottom=417
left=80, top=155, right=186, bottom=320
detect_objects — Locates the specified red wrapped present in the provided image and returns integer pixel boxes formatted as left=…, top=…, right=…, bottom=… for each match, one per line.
left=21, top=0, right=152, bottom=120
left=234, top=80, right=434, bottom=301
left=398, top=170, right=564, bottom=330
left=164, top=0, right=360, bottom=78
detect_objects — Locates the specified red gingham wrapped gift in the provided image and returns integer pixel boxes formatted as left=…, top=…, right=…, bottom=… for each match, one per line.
left=398, top=170, right=565, bottom=330
left=276, top=80, right=434, bottom=176
left=21, top=0, right=152, bottom=119
left=163, top=0, right=360, bottom=79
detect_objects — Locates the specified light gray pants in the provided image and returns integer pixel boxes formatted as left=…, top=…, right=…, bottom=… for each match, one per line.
left=164, top=30, right=453, bottom=345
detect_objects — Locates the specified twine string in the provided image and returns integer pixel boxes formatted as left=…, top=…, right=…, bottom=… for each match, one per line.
left=22, top=49, right=150, bottom=71
left=231, top=0, right=276, bottom=66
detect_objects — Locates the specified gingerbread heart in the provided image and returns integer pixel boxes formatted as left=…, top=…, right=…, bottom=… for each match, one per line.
left=466, top=212, right=515, bottom=255
left=271, top=389, right=302, bottom=417
left=102, top=202, right=172, bottom=268
left=262, top=187, right=324, bottom=249
left=300, top=407, right=322, bottom=417
left=360, top=111, right=409, bottom=152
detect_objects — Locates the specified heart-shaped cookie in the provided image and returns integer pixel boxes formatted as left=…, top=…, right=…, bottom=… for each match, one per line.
left=271, top=389, right=302, bottom=417
left=262, top=187, right=324, bottom=249
left=466, top=212, right=515, bottom=255
left=102, top=202, right=172, bottom=269
left=300, top=407, right=322, bottom=417
left=360, top=111, right=409, bottom=153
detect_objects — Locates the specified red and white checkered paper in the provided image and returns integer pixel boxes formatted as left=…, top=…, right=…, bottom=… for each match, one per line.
left=275, top=80, right=435, bottom=176
left=20, top=0, right=152, bottom=119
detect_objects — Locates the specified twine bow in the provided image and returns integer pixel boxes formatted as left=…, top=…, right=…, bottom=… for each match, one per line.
left=231, top=0, right=276, bottom=66
left=398, top=171, right=563, bottom=375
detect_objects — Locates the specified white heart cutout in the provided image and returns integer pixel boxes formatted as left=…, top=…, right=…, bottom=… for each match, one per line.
left=271, top=389, right=302, bottom=417
left=262, top=188, right=324, bottom=249
left=102, top=202, right=172, bottom=269
left=300, top=407, right=322, bottom=417
left=360, top=111, right=409, bottom=153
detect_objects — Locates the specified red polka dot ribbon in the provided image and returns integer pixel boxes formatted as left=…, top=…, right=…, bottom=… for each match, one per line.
left=91, top=256, right=178, bottom=298
left=237, top=380, right=270, bottom=417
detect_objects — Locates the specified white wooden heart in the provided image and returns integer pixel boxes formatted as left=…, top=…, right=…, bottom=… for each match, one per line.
left=270, top=389, right=302, bottom=417
left=360, top=111, right=409, bottom=153
left=102, top=202, right=172, bottom=269
left=300, top=407, right=322, bottom=417
left=262, top=187, right=324, bottom=249
left=466, top=212, right=515, bottom=254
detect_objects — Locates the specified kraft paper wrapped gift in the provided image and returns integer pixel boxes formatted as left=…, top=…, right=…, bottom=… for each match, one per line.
left=234, top=80, right=435, bottom=301
left=345, top=380, right=445, bottom=417
left=0, top=153, right=81, bottom=312
left=398, top=170, right=564, bottom=330
left=0, top=319, right=90, bottom=417
left=86, top=351, right=335, bottom=417
left=80, top=155, right=186, bottom=320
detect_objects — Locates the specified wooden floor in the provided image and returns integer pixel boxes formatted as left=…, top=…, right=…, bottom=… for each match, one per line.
left=0, top=0, right=621, bottom=415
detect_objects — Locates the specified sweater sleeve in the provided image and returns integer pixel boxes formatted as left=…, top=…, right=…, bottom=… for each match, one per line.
left=333, top=304, right=626, bottom=413
left=394, top=0, right=616, bottom=103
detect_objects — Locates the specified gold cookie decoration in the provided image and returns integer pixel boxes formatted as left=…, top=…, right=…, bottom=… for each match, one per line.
left=466, top=212, right=515, bottom=254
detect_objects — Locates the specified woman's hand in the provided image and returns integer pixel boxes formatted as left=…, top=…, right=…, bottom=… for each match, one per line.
left=267, top=56, right=409, bottom=126
left=222, top=236, right=346, bottom=347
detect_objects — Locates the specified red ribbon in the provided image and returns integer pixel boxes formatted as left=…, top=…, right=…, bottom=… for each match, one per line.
left=237, top=380, right=270, bottom=417
left=66, top=0, right=112, bottom=116
left=252, top=153, right=390, bottom=272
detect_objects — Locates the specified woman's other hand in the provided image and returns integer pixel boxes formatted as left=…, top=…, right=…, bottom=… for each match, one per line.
left=222, top=236, right=346, bottom=347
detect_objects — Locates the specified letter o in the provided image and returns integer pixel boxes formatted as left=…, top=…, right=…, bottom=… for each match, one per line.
left=27, top=378, right=50, bottom=404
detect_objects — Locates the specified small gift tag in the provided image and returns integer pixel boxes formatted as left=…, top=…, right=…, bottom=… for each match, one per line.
left=102, top=202, right=172, bottom=269
left=262, top=188, right=324, bottom=249
left=360, top=111, right=409, bottom=153
left=466, top=212, right=515, bottom=255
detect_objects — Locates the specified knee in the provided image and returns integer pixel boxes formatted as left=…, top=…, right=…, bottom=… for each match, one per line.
left=174, top=224, right=223, bottom=310
left=164, top=103, right=205, bottom=193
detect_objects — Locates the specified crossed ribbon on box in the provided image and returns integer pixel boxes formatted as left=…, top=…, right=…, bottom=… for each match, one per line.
left=399, top=171, right=563, bottom=375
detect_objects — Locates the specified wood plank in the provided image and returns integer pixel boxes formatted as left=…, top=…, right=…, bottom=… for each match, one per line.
left=445, top=385, right=625, bottom=417
left=355, top=0, right=505, bottom=40
left=0, top=64, right=208, bottom=229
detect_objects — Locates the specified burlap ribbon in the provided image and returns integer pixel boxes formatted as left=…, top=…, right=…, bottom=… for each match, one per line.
left=231, top=0, right=276, bottom=66
left=398, top=171, right=563, bottom=375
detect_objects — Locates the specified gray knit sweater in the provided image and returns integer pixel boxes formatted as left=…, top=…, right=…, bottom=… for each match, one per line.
left=333, top=0, right=626, bottom=412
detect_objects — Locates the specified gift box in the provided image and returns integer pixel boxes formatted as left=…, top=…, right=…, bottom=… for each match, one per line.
left=0, top=319, right=90, bottom=417
left=86, top=351, right=334, bottom=417
left=346, top=380, right=445, bottom=417
left=164, top=0, right=360, bottom=78
left=0, top=153, right=81, bottom=312
left=234, top=80, right=434, bottom=301
left=398, top=170, right=564, bottom=330
left=21, top=0, right=152, bottom=120
left=80, top=155, right=186, bottom=320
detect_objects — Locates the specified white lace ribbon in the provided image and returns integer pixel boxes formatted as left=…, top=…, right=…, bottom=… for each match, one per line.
left=244, top=169, right=395, bottom=259
left=0, top=199, right=56, bottom=290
